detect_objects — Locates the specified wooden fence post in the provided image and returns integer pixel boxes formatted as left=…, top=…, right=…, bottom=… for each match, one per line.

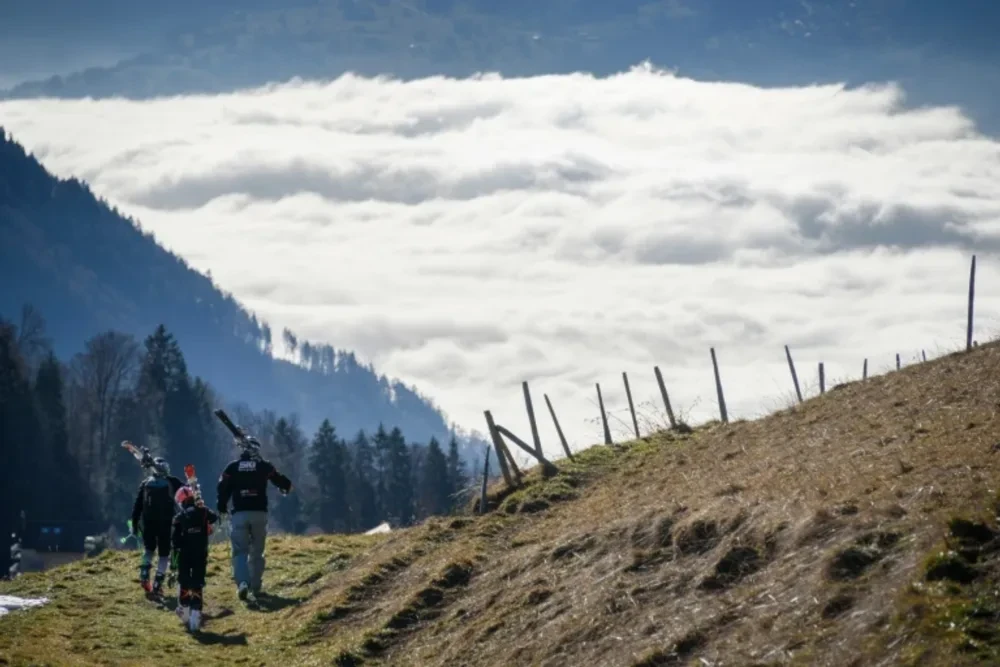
left=863, top=358, right=868, bottom=380
left=710, top=348, right=728, bottom=424
left=896, top=353, right=901, bottom=371
left=596, top=383, right=613, bottom=445
left=543, top=394, right=574, bottom=460
left=522, top=381, right=542, bottom=457
left=494, top=425, right=559, bottom=476
left=502, top=445, right=524, bottom=486
left=818, top=362, right=825, bottom=394
left=653, top=366, right=677, bottom=429
left=479, top=445, right=490, bottom=514
left=967, top=254, right=977, bottom=351
left=922, top=350, right=927, bottom=362
left=483, top=410, right=515, bottom=488
left=785, top=345, right=803, bottom=403
left=623, top=372, right=640, bottom=439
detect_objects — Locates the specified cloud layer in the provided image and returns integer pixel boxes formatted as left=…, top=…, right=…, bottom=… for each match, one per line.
left=2, top=65, right=999, bottom=459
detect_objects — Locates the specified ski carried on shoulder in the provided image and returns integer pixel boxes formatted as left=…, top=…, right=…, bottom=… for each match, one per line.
left=121, top=440, right=154, bottom=468
left=213, top=409, right=247, bottom=442
left=213, top=409, right=261, bottom=456
left=183, top=464, right=213, bottom=533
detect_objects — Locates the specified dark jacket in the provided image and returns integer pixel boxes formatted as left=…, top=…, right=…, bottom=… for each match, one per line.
left=132, top=474, right=184, bottom=528
left=171, top=505, right=219, bottom=554
left=216, top=452, right=292, bottom=514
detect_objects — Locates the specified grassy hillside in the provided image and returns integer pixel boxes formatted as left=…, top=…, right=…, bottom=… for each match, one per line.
left=3, top=340, right=1000, bottom=666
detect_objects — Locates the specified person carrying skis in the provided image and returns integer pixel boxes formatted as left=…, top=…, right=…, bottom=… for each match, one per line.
left=216, top=436, right=293, bottom=603
left=130, top=457, right=183, bottom=596
left=171, top=484, right=218, bottom=632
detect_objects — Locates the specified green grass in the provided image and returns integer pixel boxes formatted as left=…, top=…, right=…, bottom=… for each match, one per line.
left=0, top=533, right=383, bottom=666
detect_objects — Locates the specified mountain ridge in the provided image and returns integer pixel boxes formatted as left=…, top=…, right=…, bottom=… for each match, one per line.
left=4, top=1, right=999, bottom=133
left=0, top=127, right=483, bottom=452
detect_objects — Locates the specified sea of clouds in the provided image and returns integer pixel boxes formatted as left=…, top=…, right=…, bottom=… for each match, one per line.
left=2, top=64, right=999, bottom=459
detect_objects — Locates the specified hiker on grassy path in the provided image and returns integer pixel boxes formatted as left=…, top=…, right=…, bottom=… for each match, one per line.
left=172, top=484, right=218, bottom=632
left=216, top=437, right=293, bottom=603
left=130, top=457, right=184, bottom=596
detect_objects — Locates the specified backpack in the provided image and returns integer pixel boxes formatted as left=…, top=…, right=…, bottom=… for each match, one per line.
left=142, top=476, right=175, bottom=520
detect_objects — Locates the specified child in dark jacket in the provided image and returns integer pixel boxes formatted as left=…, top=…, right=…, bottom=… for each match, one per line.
left=171, top=485, right=218, bottom=632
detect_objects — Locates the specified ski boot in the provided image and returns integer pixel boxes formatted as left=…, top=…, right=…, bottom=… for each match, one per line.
left=152, top=572, right=165, bottom=597
left=188, top=609, right=202, bottom=632
left=176, top=604, right=190, bottom=626
left=238, top=581, right=257, bottom=607
left=139, top=562, right=153, bottom=594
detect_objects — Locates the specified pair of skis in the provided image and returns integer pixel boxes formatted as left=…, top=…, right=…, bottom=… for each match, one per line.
left=120, top=440, right=203, bottom=507
left=213, top=408, right=261, bottom=457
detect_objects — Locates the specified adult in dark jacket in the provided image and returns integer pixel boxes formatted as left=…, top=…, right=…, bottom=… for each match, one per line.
left=130, top=457, right=183, bottom=595
left=216, top=438, right=293, bottom=602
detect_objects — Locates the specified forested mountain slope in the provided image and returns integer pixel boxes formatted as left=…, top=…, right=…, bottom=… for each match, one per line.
left=0, top=129, right=462, bottom=445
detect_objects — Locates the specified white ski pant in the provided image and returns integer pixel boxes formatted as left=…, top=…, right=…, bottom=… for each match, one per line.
left=230, top=511, right=268, bottom=591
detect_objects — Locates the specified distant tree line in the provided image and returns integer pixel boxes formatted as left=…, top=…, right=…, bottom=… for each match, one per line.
left=1, top=304, right=478, bottom=570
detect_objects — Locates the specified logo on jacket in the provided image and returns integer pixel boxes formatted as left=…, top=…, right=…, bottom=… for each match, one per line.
left=238, top=461, right=257, bottom=472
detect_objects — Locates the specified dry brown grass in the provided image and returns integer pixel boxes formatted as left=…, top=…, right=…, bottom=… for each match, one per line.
left=3, top=341, right=999, bottom=666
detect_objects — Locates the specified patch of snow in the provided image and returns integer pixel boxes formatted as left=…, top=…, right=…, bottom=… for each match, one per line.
left=0, top=595, right=49, bottom=617
left=364, top=522, right=392, bottom=535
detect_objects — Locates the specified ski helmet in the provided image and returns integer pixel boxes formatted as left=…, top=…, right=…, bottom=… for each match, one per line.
left=237, top=436, right=262, bottom=459
left=151, top=457, right=170, bottom=477
left=175, top=486, right=196, bottom=506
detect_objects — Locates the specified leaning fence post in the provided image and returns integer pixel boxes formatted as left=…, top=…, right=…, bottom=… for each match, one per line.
left=922, top=350, right=927, bottom=362
left=653, top=366, right=677, bottom=429
left=710, top=348, right=728, bottom=424
left=967, top=254, right=976, bottom=351
left=494, top=425, right=559, bottom=476
left=483, top=410, right=515, bottom=488
left=623, top=372, right=640, bottom=439
left=818, top=362, right=825, bottom=394
left=785, top=345, right=803, bottom=403
left=543, top=394, right=574, bottom=460
left=596, top=383, right=613, bottom=445
left=863, top=358, right=868, bottom=380
left=522, top=381, right=542, bottom=457
left=501, top=443, right=523, bottom=486
left=479, top=445, right=490, bottom=515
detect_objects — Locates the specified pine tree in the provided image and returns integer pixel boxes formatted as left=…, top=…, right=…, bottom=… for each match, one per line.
left=419, top=437, right=450, bottom=518
left=347, top=430, right=379, bottom=531
left=272, top=416, right=305, bottom=533
left=134, top=325, right=185, bottom=455
left=446, top=433, right=467, bottom=510
left=138, top=325, right=215, bottom=492
left=308, top=420, right=350, bottom=533
left=371, top=424, right=391, bottom=519
left=0, top=321, right=43, bottom=560
left=34, top=352, right=94, bottom=521
left=385, top=427, right=414, bottom=526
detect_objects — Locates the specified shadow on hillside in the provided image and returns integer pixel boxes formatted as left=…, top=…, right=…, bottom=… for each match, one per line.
left=152, top=595, right=177, bottom=612
left=194, top=630, right=248, bottom=646
left=252, top=592, right=303, bottom=613
left=205, top=608, right=235, bottom=620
